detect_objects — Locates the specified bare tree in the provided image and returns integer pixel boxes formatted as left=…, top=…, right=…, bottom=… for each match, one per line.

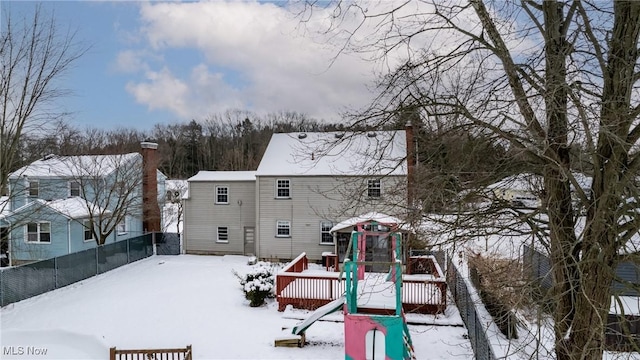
left=163, top=180, right=186, bottom=234
left=66, top=154, right=143, bottom=245
left=299, top=1, right=640, bottom=359
left=0, top=4, right=86, bottom=210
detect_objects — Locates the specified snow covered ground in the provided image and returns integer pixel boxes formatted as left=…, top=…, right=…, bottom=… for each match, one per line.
left=0, top=254, right=473, bottom=359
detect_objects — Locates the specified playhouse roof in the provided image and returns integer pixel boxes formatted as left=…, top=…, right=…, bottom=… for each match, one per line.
left=256, top=131, right=407, bottom=177
left=329, top=212, right=409, bottom=234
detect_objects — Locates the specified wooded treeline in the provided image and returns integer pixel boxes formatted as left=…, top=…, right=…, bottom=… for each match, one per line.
left=16, top=111, right=351, bottom=179
left=12, top=109, right=533, bottom=210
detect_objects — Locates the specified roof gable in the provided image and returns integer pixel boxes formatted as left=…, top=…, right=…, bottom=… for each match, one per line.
left=256, top=131, right=407, bottom=177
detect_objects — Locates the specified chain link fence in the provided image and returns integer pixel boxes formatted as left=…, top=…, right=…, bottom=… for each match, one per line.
left=156, top=232, right=181, bottom=255
left=522, top=245, right=553, bottom=292
left=446, top=253, right=497, bottom=360
left=0, top=233, right=153, bottom=307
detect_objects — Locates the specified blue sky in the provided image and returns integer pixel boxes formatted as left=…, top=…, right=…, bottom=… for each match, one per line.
left=4, top=1, right=392, bottom=131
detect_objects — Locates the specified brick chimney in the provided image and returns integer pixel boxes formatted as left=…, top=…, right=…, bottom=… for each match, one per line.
left=406, top=122, right=416, bottom=210
left=141, top=141, right=161, bottom=233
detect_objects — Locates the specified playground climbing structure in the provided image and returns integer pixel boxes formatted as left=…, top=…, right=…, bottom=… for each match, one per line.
left=343, top=220, right=416, bottom=360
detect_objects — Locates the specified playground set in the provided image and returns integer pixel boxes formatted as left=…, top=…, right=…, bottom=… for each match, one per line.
left=275, top=220, right=418, bottom=360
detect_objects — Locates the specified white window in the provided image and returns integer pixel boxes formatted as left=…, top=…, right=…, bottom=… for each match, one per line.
left=117, top=218, right=127, bottom=235
left=276, top=220, right=291, bottom=237
left=216, top=186, right=229, bottom=204
left=83, top=219, right=94, bottom=242
left=367, top=179, right=381, bottom=198
left=28, top=181, right=39, bottom=197
left=25, top=222, right=51, bottom=243
left=217, top=226, right=229, bottom=243
left=276, top=179, right=290, bottom=198
left=320, top=221, right=333, bottom=244
left=69, top=181, right=80, bottom=197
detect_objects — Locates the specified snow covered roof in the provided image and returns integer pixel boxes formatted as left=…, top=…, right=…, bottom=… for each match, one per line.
left=256, top=131, right=407, bottom=177
left=329, top=212, right=409, bottom=234
left=166, top=179, right=188, bottom=190
left=188, top=171, right=256, bottom=182
left=0, top=197, right=110, bottom=221
left=486, top=173, right=543, bottom=192
left=487, top=172, right=592, bottom=192
left=46, top=197, right=110, bottom=219
left=9, top=153, right=141, bottom=179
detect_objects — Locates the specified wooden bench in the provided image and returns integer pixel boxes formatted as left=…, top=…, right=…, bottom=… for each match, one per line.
left=109, top=345, right=192, bottom=360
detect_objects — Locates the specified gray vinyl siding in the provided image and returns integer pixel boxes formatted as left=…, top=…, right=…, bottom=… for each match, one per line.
left=184, top=180, right=256, bottom=255
left=256, top=175, right=406, bottom=261
left=613, top=261, right=640, bottom=296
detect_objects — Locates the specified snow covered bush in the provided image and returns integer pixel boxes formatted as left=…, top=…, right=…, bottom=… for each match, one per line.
left=234, top=262, right=276, bottom=307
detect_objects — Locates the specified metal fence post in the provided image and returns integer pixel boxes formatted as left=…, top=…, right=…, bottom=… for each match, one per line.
left=95, top=247, right=99, bottom=275
left=127, top=238, right=130, bottom=264
left=54, top=257, right=58, bottom=289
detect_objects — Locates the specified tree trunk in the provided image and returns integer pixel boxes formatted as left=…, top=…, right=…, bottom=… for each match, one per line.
left=540, top=3, right=579, bottom=358
left=569, top=2, right=640, bottom=358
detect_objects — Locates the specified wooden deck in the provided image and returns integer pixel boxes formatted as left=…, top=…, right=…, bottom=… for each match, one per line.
left=275, top=253, right=447, bottom=314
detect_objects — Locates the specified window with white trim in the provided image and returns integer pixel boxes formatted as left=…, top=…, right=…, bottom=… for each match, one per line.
left=367, top=179, right=381, bottom=198
left=215, top=186, right=229, bottom=204
left=276, top=179, right=290, bottom=198
left=26, top=222, right=50, bottom=243
left=117, top=217, right=127, bottom=235
left=69, top=181, right=81, bottom=197
left=217, top=226, right=229, bottom=243
left=28, top=181, right=39, bottom=197
left=276, top=220, right=291, bottom=237
left=83, top=219, right=94, bottom=242
left=320, top=221, right=333, bottom=244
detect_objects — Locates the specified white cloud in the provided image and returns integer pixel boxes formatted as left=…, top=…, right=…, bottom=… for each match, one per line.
left=121, top=1, right=387, bottom=122
left=122, top=1, right=514, bottom=123
left=112, top=50, right=150, bottom=73
left=125, top=67, right=190, bottom=118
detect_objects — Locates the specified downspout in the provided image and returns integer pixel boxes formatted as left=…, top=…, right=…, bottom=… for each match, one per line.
left=68, top=219, right=71, bottom=254
left=255, top=178, right=260, bottom=259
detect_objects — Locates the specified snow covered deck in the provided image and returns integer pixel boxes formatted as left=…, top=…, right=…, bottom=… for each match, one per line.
left=276, top=254, right=447, bottom=314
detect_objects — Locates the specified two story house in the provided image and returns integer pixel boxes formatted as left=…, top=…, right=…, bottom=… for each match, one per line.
left=183, top=130, right=410, bottom=261
left=0, top=142, right=165, bottom=266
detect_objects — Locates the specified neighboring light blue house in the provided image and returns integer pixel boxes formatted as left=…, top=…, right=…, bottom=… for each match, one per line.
left=0, top=142, right=166, bottom=266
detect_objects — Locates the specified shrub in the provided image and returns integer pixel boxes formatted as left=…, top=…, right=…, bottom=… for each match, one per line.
left=235, top=262, right=276, bottom=307
left=469, top=254, right=522, bottom=339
